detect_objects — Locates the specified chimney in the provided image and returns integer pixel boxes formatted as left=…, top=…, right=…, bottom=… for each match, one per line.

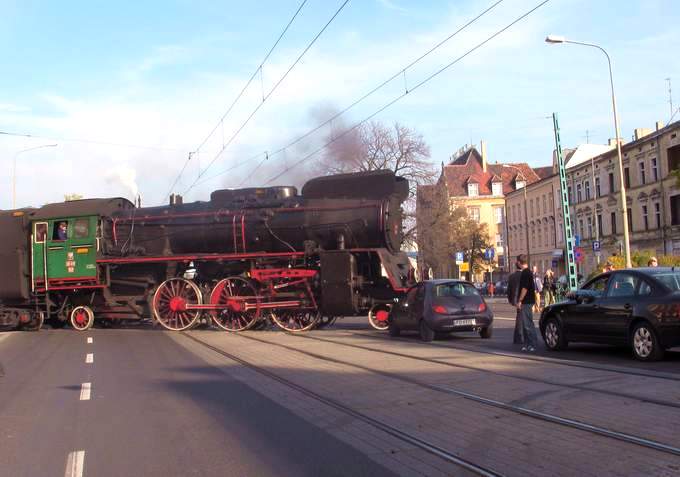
left=634, top=128, right=653, bottom=141
left=656, top=120, right=665, bottom=131
left=480, top=140, right=488, bottom=172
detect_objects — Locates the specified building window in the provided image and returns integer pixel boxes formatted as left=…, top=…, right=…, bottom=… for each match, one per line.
left=611, top=212, right=617, bottom=235
left=468, top=182, right=479, bottom=197
left=652, top=158, right=658, bottom=182
left=468, top=207, right=480, bottom=223
left=530, top=199, right=534, bottom=216
left=537, top=227, right=542, bottom=248
left=494, top=206, right=503, bottom=224
left=639, top=162, right=646, bottom=185
left=568, top=186, right=573, bottom=204
left=548, top=192, right=553, bottom=209
left=492, top=181, right=503, bottom=196
left=642, top=205, right=649, bottom=230
left=597, top=213, right=603, bottom=237
left=671, top=195, right=680, bottom=226
left=627, top=208, right=633, bottom=232
left=585, top=180, right=591, bottom=200
left=624, top=167, right=631, bottom=189
left=587, top=216, right=593, bottom=238
left=495, top=233, right=502, bottom=247
left=654, top=202, right=661, bottom=229
left=608, top=172, right=615, bottom=194
left=578, top=219, right=584, bottom=238
left=542, top=195, right=547, bottom=214
left=576, top=183, right=582, bottom=203
left=595, top=177, right=601, bottom=197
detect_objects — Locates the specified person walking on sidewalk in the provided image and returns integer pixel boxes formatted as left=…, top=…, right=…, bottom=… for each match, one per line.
left=543, top=269, right=556, bottom=307
left=507, top=263, right=523, bottom=344
left=532, top=265, right=543, bottom=313
left=516, top=255, right=538, bottom=352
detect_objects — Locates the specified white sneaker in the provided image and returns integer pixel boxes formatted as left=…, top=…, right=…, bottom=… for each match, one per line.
left=521, top=346, right=527, bottom=352
left=528, top=346, right=536, bottom=352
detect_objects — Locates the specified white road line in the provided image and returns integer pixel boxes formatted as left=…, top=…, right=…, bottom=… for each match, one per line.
left=87, top=337, right=93, bottom=344
left=494, top=316, right=517, bottom=321
left=85, top=353, right=94, bottom=364
left=79, top=383, right=91, bottom=401
left=64, top=450, right=85, bottom=477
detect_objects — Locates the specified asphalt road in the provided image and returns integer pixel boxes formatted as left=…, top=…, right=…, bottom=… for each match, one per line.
left=0, top=330, right=396, bottom=477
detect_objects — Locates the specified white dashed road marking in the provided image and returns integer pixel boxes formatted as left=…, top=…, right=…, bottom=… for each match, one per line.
left=64, top=450, right=85, bottom=477
left=79, top=383, right=91, bottom=401
left=87, top=337, right=93, bottom=344
left=85, top=353, right=94, bottom=364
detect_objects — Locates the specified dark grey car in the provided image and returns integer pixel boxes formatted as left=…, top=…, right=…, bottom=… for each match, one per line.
left=388, top=279, right=494, bottom=341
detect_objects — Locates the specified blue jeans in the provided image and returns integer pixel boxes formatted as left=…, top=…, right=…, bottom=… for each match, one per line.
left=520, top=304, right=538, bottom=348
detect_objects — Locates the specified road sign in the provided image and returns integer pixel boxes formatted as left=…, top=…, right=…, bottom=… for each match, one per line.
left=574, top=246, right=584, bottom=263
left=592, top=240, right=601, bottom=252
left=455, top=252, right=464, bottom=264
left=484, top=248, right=495, bottom=260
left=574, top=235, right=581, bottom=247
left=459, top=262, right=470, bottom=272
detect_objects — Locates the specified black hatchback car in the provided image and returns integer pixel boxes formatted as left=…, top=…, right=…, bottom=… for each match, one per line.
left=539, top=267, right=680, bottom=361
left=388, top=280, right=493, bottom=341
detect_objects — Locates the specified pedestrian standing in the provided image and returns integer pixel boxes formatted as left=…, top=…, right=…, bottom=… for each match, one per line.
left=543, top=269, right=556, bottom=307
left=532, top=265, right=543, bottom=313
left=507, top=263, right=523, bottom=344
left=488, top=281, right=495, bottom=297
left=516, top=255, right=538, bottom=352
left=648, top=257, right=658, bottom=267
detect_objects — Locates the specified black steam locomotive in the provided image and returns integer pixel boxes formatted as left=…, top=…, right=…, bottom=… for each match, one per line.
left=0, top=170, right=414, bottom=332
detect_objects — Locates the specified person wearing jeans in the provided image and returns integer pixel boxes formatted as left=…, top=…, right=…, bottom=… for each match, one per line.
left=516, top=254, right=538, bottom=352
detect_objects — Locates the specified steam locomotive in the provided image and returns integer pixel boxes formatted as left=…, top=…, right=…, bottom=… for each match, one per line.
left=0, top=170, right=414, bottom=332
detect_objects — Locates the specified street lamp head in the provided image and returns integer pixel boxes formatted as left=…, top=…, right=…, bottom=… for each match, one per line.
left=545, top=35, right=566, bottom=44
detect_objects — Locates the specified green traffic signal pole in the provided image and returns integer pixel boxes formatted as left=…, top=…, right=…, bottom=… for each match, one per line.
left=553, top=113, right=578, bottom=292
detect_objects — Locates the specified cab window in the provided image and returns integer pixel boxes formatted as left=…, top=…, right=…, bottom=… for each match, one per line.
left=607, top=273, right=639, bottom=298
left=52, top=221, right=69, bottom=241
left=34, top=223, right=47, bottom=243
left=73, top=219, right=90, bottom=239
left=638, top=280, right=653, bottom=296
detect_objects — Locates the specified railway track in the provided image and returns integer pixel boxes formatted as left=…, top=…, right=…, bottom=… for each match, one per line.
left=208, top=330, right=680, bottom=460
left=293, top=331, right=680, bottom=409
left=181, top=333, right=504, bottom=477
left=343, top=329, right=680, bottom=382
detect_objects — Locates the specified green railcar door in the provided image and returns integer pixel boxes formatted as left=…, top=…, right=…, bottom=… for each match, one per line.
left=32, top=216, right=98, bottom=288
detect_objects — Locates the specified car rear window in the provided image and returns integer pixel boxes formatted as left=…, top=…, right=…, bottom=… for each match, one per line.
left=434, top=283, right=480, bottom=297
left=653, top=273, right=680, bottom=291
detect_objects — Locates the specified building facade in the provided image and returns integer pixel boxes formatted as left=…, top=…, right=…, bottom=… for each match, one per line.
left=417, top=142, right=540, bottom=281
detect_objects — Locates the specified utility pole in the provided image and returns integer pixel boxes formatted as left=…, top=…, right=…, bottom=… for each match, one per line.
left=667, top=78, right=674, bottom=121
left=553, top=113, right=578, bottom=292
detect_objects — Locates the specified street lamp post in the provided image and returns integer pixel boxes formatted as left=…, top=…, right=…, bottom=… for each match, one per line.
left=503, top=164, right=530, bottom=265
left=12, top=144, right=58, bottom=208
left=545, top=35, right=632, bottom=268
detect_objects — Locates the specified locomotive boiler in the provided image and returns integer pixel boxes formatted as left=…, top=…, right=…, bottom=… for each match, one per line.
left=0, top=170, right=414, bottom=332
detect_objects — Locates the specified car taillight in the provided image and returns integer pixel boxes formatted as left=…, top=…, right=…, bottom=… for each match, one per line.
left=432, top=305, right=447, bottom=314
left=478, top=302, right=487, bottom=312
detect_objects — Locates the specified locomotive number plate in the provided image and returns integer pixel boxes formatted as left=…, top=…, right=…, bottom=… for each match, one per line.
left=453, top=319, right=476, bottom=327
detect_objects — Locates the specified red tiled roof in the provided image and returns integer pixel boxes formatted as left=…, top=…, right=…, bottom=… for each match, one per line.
left=441, top=147, right=541, bottom=196
left=533, top=166, right=554, bottom=179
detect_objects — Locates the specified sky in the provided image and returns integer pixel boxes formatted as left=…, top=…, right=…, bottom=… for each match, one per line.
left=1, top=0, right=679, bottom=208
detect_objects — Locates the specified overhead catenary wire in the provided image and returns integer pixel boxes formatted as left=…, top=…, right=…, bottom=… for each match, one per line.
left=263, top=0, right=552, bottom=185
left=181, top=0, right=352, bottom=198
left=163, top=0, right=309, bottom=202
left=185, top=0, right=505, bottom=192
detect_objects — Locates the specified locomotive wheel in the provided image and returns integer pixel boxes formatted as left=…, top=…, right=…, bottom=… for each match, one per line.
left=209, top=277, right=260, bottom=332
left=315, top=315, right=337, bottom=329
left=152, top=278, right=203, bottom=331
left=21, top=312, right=44, bottom=331
left=70, top=306, right=94, bottom=331
left=271, top=309, right=320, bottom=332
left=368, top=305, right=391, bottom=331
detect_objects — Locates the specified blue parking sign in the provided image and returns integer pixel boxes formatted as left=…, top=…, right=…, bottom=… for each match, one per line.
left=592, top=240, right=601, bottom=252
left=455, top=252, right=464, bottom=262
left=574, top=235, right=581, bottom=247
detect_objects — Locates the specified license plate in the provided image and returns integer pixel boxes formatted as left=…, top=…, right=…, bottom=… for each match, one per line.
left=454, top=319, right=476, bottom=326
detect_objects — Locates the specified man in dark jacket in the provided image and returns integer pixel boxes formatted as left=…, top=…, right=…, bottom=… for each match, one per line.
left=506, top=264, right=523, bottom=344
left=516, top=254, right=538, bottom=352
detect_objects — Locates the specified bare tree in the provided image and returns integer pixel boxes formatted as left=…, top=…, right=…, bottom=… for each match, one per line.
left=319, top=121, right=437, bottom=247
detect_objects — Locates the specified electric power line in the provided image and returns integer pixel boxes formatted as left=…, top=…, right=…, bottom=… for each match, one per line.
left=163, top=0, right=309, bottom=201
left=183, top=0, right=505, bottom=194
left=180, top=0, right=351, bottom=198
left=263, top=0, right=553, bottom=185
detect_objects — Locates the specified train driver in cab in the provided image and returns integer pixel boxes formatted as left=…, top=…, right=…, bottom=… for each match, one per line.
left=55, top=221, right=68, bottom=241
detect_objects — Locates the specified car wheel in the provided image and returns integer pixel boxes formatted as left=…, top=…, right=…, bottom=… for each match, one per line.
left=479, top=326, right=493, bottom=339
left=542, top=317, right=567, bottom=351
left=388, top=322, right=400, bottom=337
left=419, top=319, right=435, bottom=342
left=631, top=322, right=664, bottom=361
